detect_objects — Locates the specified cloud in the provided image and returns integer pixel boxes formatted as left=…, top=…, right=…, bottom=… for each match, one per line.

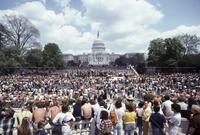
left=162, top=25, right=200, bottom=38
left=0, top=0, right=199, bottom=55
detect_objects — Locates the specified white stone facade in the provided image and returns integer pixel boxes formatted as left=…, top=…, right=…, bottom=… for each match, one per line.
left=63, top=38, right=120, bottom=66
left=63, top=54, right=74, bottom=62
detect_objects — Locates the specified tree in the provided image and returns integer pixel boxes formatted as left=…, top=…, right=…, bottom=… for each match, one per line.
left=1, top=15, right=40, bottom=54
left=25, top=49, right=43, bottom=67
left=147, top=38, right=185, bottom=67
left=176, top=34, right=200, bottom=55
left=164, top=38, right=185, bottom=66
left=0, top=23, right=10, bottom=48
left=114, top=56, right=128, bottom=66
left=128, top=53, right=145, bottom=66
left=178, top=54, right=200, bottom=68
left=0, top=46, right=21, bottom=74
left=147, top=38, right=166, bottom=66
left=67, top=60, right=78, bottom=67
left=42, top=43, right=64, bottom=69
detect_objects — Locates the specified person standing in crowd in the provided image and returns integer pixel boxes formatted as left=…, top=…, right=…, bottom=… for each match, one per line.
left=53, top=105, right=75, bottom=135
left=81, top=99, right=93, bottom=120
left=168, top=104, right=181, bottom=135
left=162, top=95, right=173, bottom=117
left=17, top=117, right=33, bottom=135
left=100, top=110, right=113, bottom=135
left=142, top=101, right=152, bottom=135
left=113, top=99, right=125, bottom=135
left=36, top=120, right=48, bottom=135
left=0, top=108, right=16, bottom=135
left=136, top=101, right=144, bottom=135
left=47, top=101, right=61, bottom=121
left=150, top=105, right=166, bottom=135
left=32, top=102, right=47, bottom=126
left=72, top=99, right=82, bottom=121
left=95, top=101, right=108, bottom=135
left=123, top=104, right=137, bottom=135
left=187, top=105, right=200, bottom=135
left=16, top=104, right=32, bottom=126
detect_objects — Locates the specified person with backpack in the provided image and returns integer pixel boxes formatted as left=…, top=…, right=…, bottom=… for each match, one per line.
left=123, top=104, right=137, bottom=135
left=100, top=110, right=113, bottom=135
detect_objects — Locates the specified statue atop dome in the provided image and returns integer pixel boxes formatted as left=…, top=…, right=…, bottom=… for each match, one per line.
left=97, top=31, right=99, bottom=39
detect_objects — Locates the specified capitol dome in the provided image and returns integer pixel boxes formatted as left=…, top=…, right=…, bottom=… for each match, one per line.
left=91, top=32, right=106, bottom=54
left=92, top=40, right=106, bottom=50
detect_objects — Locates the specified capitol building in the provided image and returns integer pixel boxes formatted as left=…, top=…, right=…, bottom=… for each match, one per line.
left=63, top=33, right=120, bottom=66
left=63, top=33, right=144, bottom=66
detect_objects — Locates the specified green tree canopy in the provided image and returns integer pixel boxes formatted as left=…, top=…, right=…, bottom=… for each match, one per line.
left=0, top=46, right=22, bottom=74
left=114, top=56, right=128, bottom=67
left=42, top=43, right=64, bottom=69
left=147, top=38, right=165, bottom=66
left=147, top=38, right=185, bottom=67
left=25, top=49, right=43, bottom=67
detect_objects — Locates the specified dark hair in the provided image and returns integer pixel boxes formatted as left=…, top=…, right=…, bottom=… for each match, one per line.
left=62, top=105, right=69, bottom=113
left=90, top=99, right=96, bottom=105
left=38, top=120, right=45, bottom=129
left=115, top=100, right=122, bottom=109
left=153, top=105, right=160, bottom=112
left=164, top=95, right=170, bottom=100
left=100, top=110, right=109, bottom=120
left=138, top=101, right=145, bottom=108
left=75, top=99, right=82, bottom=106
left=126, top=104, right=133, bottom=112
left=99, top=100, right=105, bottom=107
left=81, top=99, right=87, bottom=105
left=5, top=108, right=15, bottom=118
left=171, top=104, right=181, bottom=113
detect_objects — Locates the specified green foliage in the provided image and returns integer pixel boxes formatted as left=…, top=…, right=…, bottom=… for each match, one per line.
left=67, top=60, right=78, bottom=67
left=147, top=38, right=166, bottom=66
left=114, top=56, right=128, bottom=66
left=115, top=53, right=145, bottom=67
left=178, top=54, right=200, bottom=68
left=42, top=43, right=65, bottom=69
left=25, top=49, right=43, bottom=67
left=147, top=38, right=185, bottom=67
left=0, top=46, right=21, bottom=74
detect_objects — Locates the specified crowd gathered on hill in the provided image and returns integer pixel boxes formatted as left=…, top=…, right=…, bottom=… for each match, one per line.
left=0, top=69, right=200, bottom=135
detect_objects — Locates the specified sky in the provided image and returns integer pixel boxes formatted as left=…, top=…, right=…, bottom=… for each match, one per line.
left=0, top=0, right=200, bottom=54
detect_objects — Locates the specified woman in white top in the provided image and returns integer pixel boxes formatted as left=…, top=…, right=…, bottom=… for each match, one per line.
left=53, top=105, right=75, bottom=135
left=113, top=99, right=125, bottom=135
left=168, top=104, right=181, bottom=135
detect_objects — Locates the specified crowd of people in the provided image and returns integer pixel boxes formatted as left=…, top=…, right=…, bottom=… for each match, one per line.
left=0, top=69, right=200, bottom=135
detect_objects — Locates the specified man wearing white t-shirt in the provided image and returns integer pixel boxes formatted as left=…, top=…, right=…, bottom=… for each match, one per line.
left=162, top=95, right=173, bottom=117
